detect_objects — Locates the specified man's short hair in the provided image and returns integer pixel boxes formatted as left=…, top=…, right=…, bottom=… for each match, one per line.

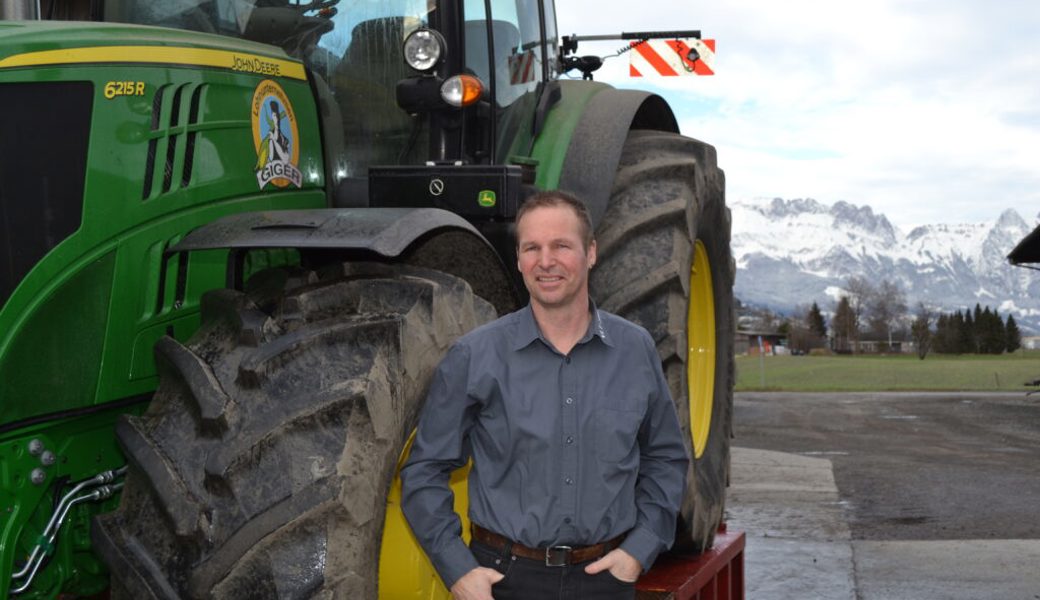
left=516, top=190, right=595, bottom=250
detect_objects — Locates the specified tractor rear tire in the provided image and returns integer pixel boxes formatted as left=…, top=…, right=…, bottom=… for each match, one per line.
left=92, top=262, right=494, bottom=599
left=590, top=129, right=734, bottom=552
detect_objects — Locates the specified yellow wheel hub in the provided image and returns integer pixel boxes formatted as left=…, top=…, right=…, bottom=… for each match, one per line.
left=687, top=240, right=716, bottom=459
left=378, top=432, right=470, bottom=599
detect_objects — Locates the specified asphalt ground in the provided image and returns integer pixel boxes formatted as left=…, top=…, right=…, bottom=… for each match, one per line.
left=725, top=392, right=1040, bottom=600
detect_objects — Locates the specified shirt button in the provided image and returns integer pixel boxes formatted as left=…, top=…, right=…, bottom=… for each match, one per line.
left=564, top=517, right=572, bottom=524
left=565, top=477, right=573, bottom=485
left=565, top=356, right=571, bottom=364
left=565, top=397, right=574, bottom=405
left=566, top=436, right=574, bottom=444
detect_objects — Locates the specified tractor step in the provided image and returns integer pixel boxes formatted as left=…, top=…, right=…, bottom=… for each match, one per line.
left=636, top=525, right=745, bottom=600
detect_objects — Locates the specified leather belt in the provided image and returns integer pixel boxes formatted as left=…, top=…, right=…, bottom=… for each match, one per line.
left=471, top=524, right=624, bottom=567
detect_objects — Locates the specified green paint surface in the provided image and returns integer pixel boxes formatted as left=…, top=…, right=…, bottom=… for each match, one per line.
left=0, top=23, right=324, bottom=598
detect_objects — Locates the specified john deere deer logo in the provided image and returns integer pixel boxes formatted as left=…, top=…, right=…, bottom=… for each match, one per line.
left=251, top=80, right=302, bottom=189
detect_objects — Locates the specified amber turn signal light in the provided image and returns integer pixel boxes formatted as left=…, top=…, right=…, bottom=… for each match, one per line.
left=440, top=75, right=484, bottom=107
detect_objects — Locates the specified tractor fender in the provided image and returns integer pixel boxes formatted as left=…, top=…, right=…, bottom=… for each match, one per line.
left=170, top=207, right=482, bottom=256
left=557, top=87, right=679, bottom=229
left=169, top=207, right=520, bottom=313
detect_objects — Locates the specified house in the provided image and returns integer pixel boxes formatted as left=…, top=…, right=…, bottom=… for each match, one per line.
left=838, top=338, right=914, bottom=354
left=735, top=330, right=787, bottom=356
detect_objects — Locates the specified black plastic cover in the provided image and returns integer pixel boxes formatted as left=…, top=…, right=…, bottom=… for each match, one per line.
left=368, top=164, right=522, bottom=219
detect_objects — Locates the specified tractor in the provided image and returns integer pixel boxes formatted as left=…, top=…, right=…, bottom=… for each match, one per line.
left=0, top=0, right=733, bottom=597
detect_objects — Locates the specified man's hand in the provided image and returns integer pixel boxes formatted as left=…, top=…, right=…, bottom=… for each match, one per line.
left=450, top=566, right=505, bottom=600
left=584, top=548, right=642, bottom=583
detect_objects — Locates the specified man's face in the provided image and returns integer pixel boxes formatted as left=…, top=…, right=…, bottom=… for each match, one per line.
left=516, top=204, right=596, bottom=311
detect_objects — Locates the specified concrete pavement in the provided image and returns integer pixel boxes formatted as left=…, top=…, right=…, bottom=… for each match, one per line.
left=727, top=447, right=856, bottom=599
left=727, top=446, right=1040, bottom=599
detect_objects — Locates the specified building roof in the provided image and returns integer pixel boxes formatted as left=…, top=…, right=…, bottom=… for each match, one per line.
left=1008, top=224, right=1040, bottom=265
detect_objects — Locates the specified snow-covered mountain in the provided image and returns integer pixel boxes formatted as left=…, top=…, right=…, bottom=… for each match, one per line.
left=731, top=198, right=1040, bottom=333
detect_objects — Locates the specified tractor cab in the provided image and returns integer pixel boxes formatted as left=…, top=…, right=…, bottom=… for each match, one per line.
left=103, top=0, right=560, bottom=188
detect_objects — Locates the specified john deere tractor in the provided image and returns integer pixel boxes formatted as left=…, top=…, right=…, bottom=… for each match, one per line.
left=0, top=0, right=733, bottom=597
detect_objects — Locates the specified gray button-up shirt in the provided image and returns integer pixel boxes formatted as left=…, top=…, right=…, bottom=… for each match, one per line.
left=400, top=303, right=689, bottom=588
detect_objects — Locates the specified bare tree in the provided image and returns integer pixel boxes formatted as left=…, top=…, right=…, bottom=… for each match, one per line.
left=867, top=279, right=908, bottom=349
left=911, top=302, right=932, bottom=360
left=845, top=276, right=873, bottom=346
left=784, top=305, right=824, bottom=354
left=831, top=296, right=857, bottom=352
left=747, top=306, right=780, bottom=332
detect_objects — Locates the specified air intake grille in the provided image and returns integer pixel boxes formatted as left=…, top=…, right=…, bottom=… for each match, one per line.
left=142, top=83, right=207, bottom=200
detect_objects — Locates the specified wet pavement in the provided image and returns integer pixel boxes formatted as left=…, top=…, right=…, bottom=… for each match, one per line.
left=727, top=392, right=1040, bottom=600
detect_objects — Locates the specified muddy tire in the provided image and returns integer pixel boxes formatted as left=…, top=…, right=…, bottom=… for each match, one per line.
left=92, top=262, right=494, bottom=599
left=590, top=129, right=735, bottom=552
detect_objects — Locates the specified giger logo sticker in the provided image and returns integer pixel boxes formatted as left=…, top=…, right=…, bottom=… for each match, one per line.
left=252, top=79, right=302, bottom=189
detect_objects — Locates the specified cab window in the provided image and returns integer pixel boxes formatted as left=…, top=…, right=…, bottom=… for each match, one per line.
left=464, top=0, right=553, bottom=107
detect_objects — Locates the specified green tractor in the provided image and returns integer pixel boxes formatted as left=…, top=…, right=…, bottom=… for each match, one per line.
left=0, top=0, right=733, bottom=597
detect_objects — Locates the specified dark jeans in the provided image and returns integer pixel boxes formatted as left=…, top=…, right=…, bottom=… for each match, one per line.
left=471, top=540, right=637, bottom=600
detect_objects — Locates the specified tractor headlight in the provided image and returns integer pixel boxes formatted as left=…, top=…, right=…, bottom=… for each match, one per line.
left=403, top=29, right=445, bottom=72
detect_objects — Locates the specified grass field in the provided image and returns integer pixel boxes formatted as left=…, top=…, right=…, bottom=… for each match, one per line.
left=734, top=350, right=1040, bottom=391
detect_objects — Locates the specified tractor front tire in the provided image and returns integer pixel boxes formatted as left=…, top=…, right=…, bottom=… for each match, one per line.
left=93, top=262, right=494, bottom=599
left=590, top=129, right=735, bottom=552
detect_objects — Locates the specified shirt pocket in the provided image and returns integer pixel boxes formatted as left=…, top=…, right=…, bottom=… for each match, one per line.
left=593, top=408, right=643, bottom=464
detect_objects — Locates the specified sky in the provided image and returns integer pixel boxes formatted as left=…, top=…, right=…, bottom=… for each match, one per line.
left=555, top=0, right=1040, bottom=230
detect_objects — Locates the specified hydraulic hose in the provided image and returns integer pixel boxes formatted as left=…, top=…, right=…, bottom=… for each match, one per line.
left=9, top=467, right=126, bottom=595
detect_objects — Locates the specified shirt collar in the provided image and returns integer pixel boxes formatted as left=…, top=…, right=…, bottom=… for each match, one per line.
left=512, top=300, right=614, bottom=351
left=588, top=301, right=613, bottom=346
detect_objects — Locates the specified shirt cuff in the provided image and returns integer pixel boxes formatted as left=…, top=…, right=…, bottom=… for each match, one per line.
left=619, top=525, right=664, bottom=573
left=432, top=535, right=482, bottom=590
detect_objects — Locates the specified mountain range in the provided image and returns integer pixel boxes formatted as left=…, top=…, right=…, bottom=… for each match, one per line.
left=730, top=198, right=1040, bottom=334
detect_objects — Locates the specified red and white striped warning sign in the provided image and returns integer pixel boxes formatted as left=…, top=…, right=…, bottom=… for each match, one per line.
left=509, top=50, right=537, bottom=84
left=630, top=38, right=715, bottom=76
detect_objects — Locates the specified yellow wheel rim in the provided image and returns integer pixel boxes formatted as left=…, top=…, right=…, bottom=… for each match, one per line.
left=379, top=431, right=471, bottom=599
left=687, top=240, right=716, bottom=459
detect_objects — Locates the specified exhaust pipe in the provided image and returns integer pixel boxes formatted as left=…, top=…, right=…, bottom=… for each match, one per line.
left=0, top=0, right=40, bottom=19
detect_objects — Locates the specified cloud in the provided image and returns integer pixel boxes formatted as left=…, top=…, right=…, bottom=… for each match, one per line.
left=557, top=0, right=1040, bottom=228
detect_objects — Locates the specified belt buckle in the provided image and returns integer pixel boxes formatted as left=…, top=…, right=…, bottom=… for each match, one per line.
left=545, top=545, right=572, bottom=567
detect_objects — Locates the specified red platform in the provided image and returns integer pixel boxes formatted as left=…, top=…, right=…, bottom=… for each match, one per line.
left=636, top=526, right=745, bottom=600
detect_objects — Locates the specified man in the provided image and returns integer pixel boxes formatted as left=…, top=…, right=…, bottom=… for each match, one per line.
left=401, top=191, right=689, bottom=599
